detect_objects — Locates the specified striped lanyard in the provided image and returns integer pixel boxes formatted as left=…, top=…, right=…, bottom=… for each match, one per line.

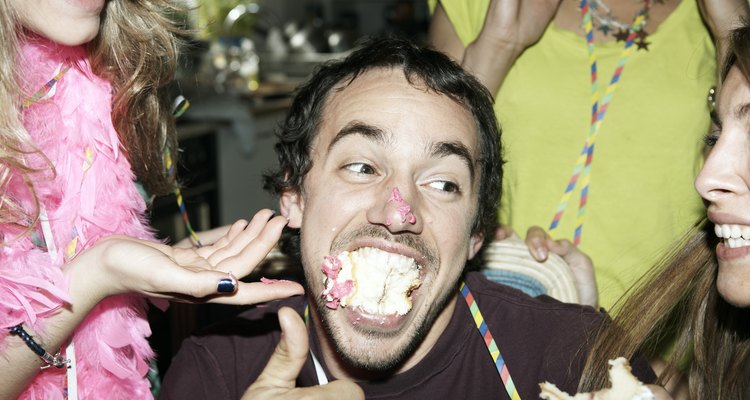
left=460, top=281, right=520, bottom=400
left=548, top=0, right=649, bottom=245
left=304, top=281, right=520, bottom=399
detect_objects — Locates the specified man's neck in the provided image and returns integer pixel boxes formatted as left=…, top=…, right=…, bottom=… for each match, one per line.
left=311, top=293, right=458, bottom=382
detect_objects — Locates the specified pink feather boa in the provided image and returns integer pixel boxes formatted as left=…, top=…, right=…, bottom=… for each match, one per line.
left=1, top=37, right=158, bottom=399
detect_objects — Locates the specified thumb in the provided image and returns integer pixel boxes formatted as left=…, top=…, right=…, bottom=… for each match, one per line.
left=244, top=307, right=309, bottom=395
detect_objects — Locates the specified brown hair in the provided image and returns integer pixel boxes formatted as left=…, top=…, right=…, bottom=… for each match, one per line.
left=0, top=0, right=183, bottom=231
left=579, top=24, right=750, bottom=398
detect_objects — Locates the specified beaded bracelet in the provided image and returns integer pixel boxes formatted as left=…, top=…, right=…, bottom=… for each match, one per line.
left=9, top=324, right=68, bottom=369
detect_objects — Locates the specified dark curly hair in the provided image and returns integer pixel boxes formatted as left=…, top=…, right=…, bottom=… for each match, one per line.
left=263, top=37, right=503, bottom=266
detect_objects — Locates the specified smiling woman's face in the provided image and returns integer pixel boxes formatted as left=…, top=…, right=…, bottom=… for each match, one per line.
left=11, top=0, right=106, bottom=46
left=696, top=65, right=750, bottom=307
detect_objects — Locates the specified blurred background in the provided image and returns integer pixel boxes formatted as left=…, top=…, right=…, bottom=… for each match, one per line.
left=148, top=0, right=430, bottom=379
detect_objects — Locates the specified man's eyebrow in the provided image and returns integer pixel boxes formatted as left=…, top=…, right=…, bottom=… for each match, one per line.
left=327, top=122, right=476, bottom=179
left=428, top=141, right=475, bottom=180
left=328, top=121, right=389, bottom=152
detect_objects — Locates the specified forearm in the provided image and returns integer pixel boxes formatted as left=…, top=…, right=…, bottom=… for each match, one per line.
left=461, top=37, right=523, bottom=97
left=0, top=251, right=105, bottom=398
left=429, top=1, right=528, bottom=97
left=700, top=0, right=750, bottom=74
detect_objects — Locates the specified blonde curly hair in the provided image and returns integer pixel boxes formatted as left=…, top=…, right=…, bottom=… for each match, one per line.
left=0, top=0, right=184, bottom=232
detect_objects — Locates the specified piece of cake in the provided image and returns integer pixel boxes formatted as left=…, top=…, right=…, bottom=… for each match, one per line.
left=539, top=358, right=655, bottom=400
left=320, top=247, right=422, bottom=315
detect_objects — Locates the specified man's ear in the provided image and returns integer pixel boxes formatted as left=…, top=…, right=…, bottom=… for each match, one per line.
left=280, top=189, right=304, bottom=228
left=467, top=232, right=484, bottom=260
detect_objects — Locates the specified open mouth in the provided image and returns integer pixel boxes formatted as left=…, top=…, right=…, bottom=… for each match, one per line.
left=320, top=247, right=422, bottom=316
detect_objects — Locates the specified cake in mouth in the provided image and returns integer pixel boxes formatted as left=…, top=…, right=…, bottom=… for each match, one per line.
left=320, top=247, right=422, bottom=316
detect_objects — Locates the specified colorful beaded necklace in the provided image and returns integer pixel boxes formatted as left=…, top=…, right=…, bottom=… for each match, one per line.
left=588, top=0, right=652, bottom=48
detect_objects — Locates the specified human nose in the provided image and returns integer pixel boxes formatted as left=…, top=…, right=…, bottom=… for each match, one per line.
left=366, top=185, right=423, bottom=234
left=695, top=133, right=750, bottom=203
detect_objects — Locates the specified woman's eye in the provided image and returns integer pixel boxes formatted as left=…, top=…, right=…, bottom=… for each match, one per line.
left=344, top=163, right=375, bottom=174
left=705, top=112, right=721, bottom=148
left=428, top=180, right=460, bottom=193
left=703, top=132, right=719, bottom=148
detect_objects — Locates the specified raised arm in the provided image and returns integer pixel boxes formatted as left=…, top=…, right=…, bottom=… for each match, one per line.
left=429, top=0, right=562, bottom=95
left=699, top=0, right=750, bottom=71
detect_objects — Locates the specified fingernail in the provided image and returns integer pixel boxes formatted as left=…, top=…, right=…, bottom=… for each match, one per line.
left=217, top=273, right=237, bottom=293
left=535, top=247, right=547, bottom=260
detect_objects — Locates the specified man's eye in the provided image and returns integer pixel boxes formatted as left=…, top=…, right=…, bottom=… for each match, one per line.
left=428, top=180, right=460, bottom=193
left=344, top=163, right=375, bottom=174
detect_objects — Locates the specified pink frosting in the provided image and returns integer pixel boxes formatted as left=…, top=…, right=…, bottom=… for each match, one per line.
left=389, top=187, right=417, bottom=224
left=321, top=255, right=353, bottom=309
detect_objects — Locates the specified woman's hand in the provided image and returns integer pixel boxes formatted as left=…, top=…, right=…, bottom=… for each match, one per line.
left=522, top=226, right=598, bottom=308
left=67, top=209, right=304, bottom=306
left=495, top=225, right=598, bottom=308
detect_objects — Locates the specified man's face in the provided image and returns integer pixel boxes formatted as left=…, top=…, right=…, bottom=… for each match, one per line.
left=282, top=68, right=484, bottom=370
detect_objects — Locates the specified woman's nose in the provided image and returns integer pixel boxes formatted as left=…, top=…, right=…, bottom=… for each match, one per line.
left=695, top=133, right=749, bottom=203
left=367, top=186, right=423, bottom=234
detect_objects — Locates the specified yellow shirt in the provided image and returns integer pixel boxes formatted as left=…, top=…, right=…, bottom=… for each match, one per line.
left=434, top=0, right=712, bottom=309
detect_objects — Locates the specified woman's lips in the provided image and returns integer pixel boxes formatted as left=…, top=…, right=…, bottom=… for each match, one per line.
left=66, top=0, right=106, bottom=13
left=716, top=241, right=750, bottom=261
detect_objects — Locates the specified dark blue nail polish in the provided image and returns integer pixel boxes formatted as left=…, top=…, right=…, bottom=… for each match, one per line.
left=217, top=278, right=236, bottom=293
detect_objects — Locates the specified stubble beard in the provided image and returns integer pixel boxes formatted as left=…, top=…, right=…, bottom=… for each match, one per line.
left=304, top=224, right=456, bottom=372
left=313, top=275, right=458, bottom=372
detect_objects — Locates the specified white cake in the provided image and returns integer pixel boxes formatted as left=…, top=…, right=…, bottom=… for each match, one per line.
left=539, top=358, right=655, bottom=400
left=320, top=247, right=422, bottom=315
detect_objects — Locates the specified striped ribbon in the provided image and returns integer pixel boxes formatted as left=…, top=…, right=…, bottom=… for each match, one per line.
left=22, top=65, right=71, bottom=108
left=461, top=281, right=520, bottom=400
left=164, top=147, right=203, bottom=247
left=549, top=0, right=649, bottom=245
left=164, top=95, right=203, bottom=247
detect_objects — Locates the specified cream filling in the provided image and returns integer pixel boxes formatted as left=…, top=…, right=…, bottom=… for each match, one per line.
left=714, top=223, right=750, bottom=248
left=321, top=247, right=421, bottom=316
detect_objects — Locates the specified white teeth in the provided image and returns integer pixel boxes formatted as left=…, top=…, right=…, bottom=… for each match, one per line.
left=714, top=224, right=750, bottom=247
left=727, top=238, right=750, bottom=248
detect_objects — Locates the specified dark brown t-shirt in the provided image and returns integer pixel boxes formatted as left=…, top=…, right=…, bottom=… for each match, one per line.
left=159, top=272, right=654, bottom=399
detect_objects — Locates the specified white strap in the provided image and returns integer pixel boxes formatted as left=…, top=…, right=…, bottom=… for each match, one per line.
left=310, top=350, right=329, bottom=385
left=39, top=208, right=57, bottom=263
left=65, top=340, right=78, bottom=400
left=40, top=206, right=77, bottom=399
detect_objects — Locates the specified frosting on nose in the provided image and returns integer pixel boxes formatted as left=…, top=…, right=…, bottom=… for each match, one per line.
left=385, top=187, right=417, bottom=225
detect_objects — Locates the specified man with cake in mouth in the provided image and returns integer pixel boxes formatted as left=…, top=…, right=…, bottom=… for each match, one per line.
left=159, top=37, right=655, bottom=399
